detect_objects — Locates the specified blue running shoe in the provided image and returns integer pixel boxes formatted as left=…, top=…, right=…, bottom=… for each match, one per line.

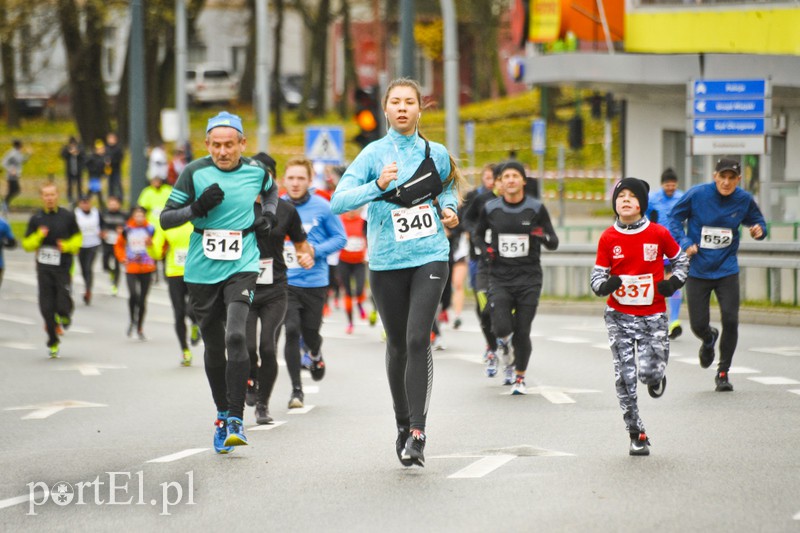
left=300, top=337, right=312, bottom=370
left=485, top=351, right=498, bottom=377
left=223, top=417, right=248, bottom=447
left=503, top=365, right=515, bottom=386
left=214, top=413, right=233, bottom=454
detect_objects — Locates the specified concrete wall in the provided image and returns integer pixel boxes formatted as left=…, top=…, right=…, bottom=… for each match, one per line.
left=624, top=99, right=685, bottom=189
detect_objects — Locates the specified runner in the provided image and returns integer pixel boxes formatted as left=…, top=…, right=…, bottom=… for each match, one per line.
left=138, top=173, right=173, bottom=283
left=668, top=158, right=767, bottom=392
left=591, top=177, right=689, bottom=455
left=462, top=164, right=502, bottom=366
left=114, top=205, right=156, bottom=340
left=331, top=77, right=464, bottom=467
left=0, top=215, right=16, bottom=290
left=647, top=168, right=685, bottom=339
left=160, top=111, right=278, bottom=453
left=22, top=183, right=81, bottom=357
left=74, top=195, right=102, bottom=305
left=475, top=161, right=559, bottom=392
left=337, top=207, right=369, bottom=334
left=152, top=218, right=199, bottom=366
left=100, top=196, right=128, bottom=296
left=246, top=152, right=314, bottom=423
left=282, top=157, right=346, bottom=409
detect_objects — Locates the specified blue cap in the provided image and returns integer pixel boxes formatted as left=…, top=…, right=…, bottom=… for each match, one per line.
left=206, top=111, right=243, bottom=134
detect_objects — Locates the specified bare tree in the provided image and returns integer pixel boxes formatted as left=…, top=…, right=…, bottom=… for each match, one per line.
left=337, top=0, right=358, bottom=118
left=272, top=0, right=287, bottom=134
left=0, top=0, right=19, bottom=128
left=56, top=0, right=111, bottom=144
left=292, top=0, right=331, bottom=118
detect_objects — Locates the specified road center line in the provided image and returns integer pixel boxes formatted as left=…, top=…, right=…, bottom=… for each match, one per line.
left=147, top=448, right=209, bottom=463
left=288, top=405, right=315, bottom=415
left=747, top=376, right=800, bottom=385
left=448, top=455, right=516, bottom=479
left=248, top=421, right=287, bottom=431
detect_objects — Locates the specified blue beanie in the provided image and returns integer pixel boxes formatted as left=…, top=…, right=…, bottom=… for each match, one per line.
left=206, top=111, right=243, bottom=134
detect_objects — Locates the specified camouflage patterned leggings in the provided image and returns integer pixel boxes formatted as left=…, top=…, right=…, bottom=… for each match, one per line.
left=604, top=308, right=669, bottom=434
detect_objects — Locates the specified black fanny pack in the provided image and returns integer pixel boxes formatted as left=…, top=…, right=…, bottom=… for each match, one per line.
left=377, top=140, right=443, bottom=208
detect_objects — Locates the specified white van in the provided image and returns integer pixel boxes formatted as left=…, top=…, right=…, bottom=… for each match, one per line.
left=186, top=65, right=238, bottom=105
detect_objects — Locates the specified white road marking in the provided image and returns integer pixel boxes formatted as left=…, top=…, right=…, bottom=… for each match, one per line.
left=248, top=421, right=287, bottom=431
left=750, top=346, right=800, bottom=357
left=147, top=448, right=208, bottom=463
left=304, top=385, right=320, bottom=394
left=794, top=510, right=800, bottom=520
left=675, top=357, right=700, bottom=365
left=5, top=400, right=107, bottom=420
left=0, top=341, right=36, bottom=350
left=789, top=390, right=800, bottom=396
left=288, top=405, right=315, bottom=415
left=728, top=366, right=761, bottom=374
left=748, top=376, right=800, bottom=385
left=0, top=491, right=45, bottom=510
left=53, top=363, right=127, bottom=376
left=547, top=336, right=591, bottom=344
left=448, top=455, right=516, bottom=479
left=0, top=313, right=36, bottom=325
left=592, top=343, right=610, bottom=350
left=501, top=385, right=601, bottom=404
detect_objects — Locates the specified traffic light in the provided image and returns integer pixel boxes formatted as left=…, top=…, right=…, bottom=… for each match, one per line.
left=606, top=92, right=618, bottom=119
left=568, top=115, right=584, bottom=150
left=354, top=86, right=381, bottom=148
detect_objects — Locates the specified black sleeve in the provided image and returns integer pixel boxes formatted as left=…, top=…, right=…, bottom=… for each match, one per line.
left=25, top=214, right=39, bottom=238
left=538, top=205, right=559, bottom=251
left=474, top=208, right=490, bottom=257
left=260, top=179, right=279, bottom=216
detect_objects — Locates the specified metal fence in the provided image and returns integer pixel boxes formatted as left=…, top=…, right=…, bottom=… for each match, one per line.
left=541, top=241, right=800, bottom=305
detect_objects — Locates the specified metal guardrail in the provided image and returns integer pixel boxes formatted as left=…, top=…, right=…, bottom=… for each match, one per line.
left=541, top=241, right=800, bottom=305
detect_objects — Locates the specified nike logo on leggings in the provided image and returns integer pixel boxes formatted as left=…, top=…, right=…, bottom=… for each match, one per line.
left=429, top=275, right=441, bottom=280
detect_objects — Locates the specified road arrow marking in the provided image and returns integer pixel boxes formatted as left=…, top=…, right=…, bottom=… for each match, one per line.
left=448, top=455, right=515, bottom=479
left=0, top=490, right=46, bottom=510
left=147, top=448, right=208, bottom=463
left=0, top=341, right=36, bottom=350
left=53, top=363, right=127, bottom=376
left=547, top=336, right=591, bottom=344
left=789, top=390, right=800, bottom=396
left=793, top=510, right=800, bottom=520
left=500, top=385, right=601, bottom=404
left=5, top=400, right=106, bottom=420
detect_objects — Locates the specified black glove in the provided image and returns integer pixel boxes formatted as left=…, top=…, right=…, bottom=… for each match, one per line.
left=596, top=275, right=622, bottom=296
left=657, top=276, right=684, bottom=297
left=253, top=212, right=277, bottom=238
left=191, top=183, right=224, bottom=217
left=252, top=152, right=277, bottom=177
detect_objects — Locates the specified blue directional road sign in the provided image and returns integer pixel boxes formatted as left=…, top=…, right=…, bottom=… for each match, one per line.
left=693, top=118, right=765, bottom=136
left=693, top=98, right=765, bottom=117
left=693, top=79, right=767, bottom=99
left=532, top=119, right=546, bottom=156
left=305, top=126, right=345, bottom=165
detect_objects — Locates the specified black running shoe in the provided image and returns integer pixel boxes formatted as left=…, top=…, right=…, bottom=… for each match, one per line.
left=255, top=402, right=273, bottom=424
left=245, top=379, right=257, bottom=407
left=396, top=427, right=412, bottom=467
left=288, top=388, right=304, bottom=409
left=715, top=371, right=734, bottom=392
left=629, top=432, right=650, bottom=456
left=401, top=431, right=426, bottom=467
left=310, top=354, right=326, bottom=382
left=698, top=327, right=719, bottom=368
left=647, top=376, right=667, bottom=398
left=668, top=323, right=682, bottom=340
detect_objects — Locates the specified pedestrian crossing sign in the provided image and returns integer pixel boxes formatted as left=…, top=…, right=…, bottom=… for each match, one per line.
left=305, top=126, right=345, bottom=165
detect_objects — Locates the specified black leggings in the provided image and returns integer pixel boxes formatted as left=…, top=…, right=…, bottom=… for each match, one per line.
left=283, top=286, right=326, bottom=390
left=167, top=276, right=196, bottom=351
left=246, top=284, right=288, bottom=404
left=370, top=261, right=448, bottom=432
left=489, top=283, right=542, bottom=373
left=78, top=245, right=99, bottom=293
left=686, top=274, right=739, bottom=372
left=126, top=272, right=152, bottom=330
left=38, top=268, right=73, bottom=347
left=5, top=180, right=20, bottom=207
left=337, top=262, right=366, bottom=298
left=102, top=243, right=121, bottom=287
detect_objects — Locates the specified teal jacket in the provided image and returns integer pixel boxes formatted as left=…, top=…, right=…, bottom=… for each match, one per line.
left=331, top=129, right=457, bottom=271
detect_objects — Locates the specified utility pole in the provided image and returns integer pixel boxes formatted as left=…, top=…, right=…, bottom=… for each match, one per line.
left=255, top=0, right=270, bottom=152
left=400, top=0, right=415, bottom=78
left=441, top=0, right=459, bottom=157
left=175, top=0, right=189, bottom=148
left=128, top=0, right=147, bottom=205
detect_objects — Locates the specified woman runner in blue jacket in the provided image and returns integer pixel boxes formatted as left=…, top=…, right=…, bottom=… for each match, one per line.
left=331, top=78, right=464, bottom=467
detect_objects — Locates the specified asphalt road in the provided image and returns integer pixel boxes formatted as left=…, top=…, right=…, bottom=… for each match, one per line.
left=0, top=247, right=798, bottom=532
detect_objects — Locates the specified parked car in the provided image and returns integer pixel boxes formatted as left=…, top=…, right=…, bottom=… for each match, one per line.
left=2, top=84, right=54, bottom=117
left=186, top=65, right=238, bottom=105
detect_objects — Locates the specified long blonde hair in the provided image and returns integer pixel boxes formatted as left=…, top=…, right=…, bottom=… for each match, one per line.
left=383, top=77, right=465, bottom=199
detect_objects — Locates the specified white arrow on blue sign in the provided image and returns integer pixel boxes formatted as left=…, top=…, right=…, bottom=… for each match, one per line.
left=693, top=79, right=767, bottom=98
left=694, top=98, right=765, bottom=116
left=693, top=118, right=765, bottom=136
left=532, top=119, right=546, bottom=156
